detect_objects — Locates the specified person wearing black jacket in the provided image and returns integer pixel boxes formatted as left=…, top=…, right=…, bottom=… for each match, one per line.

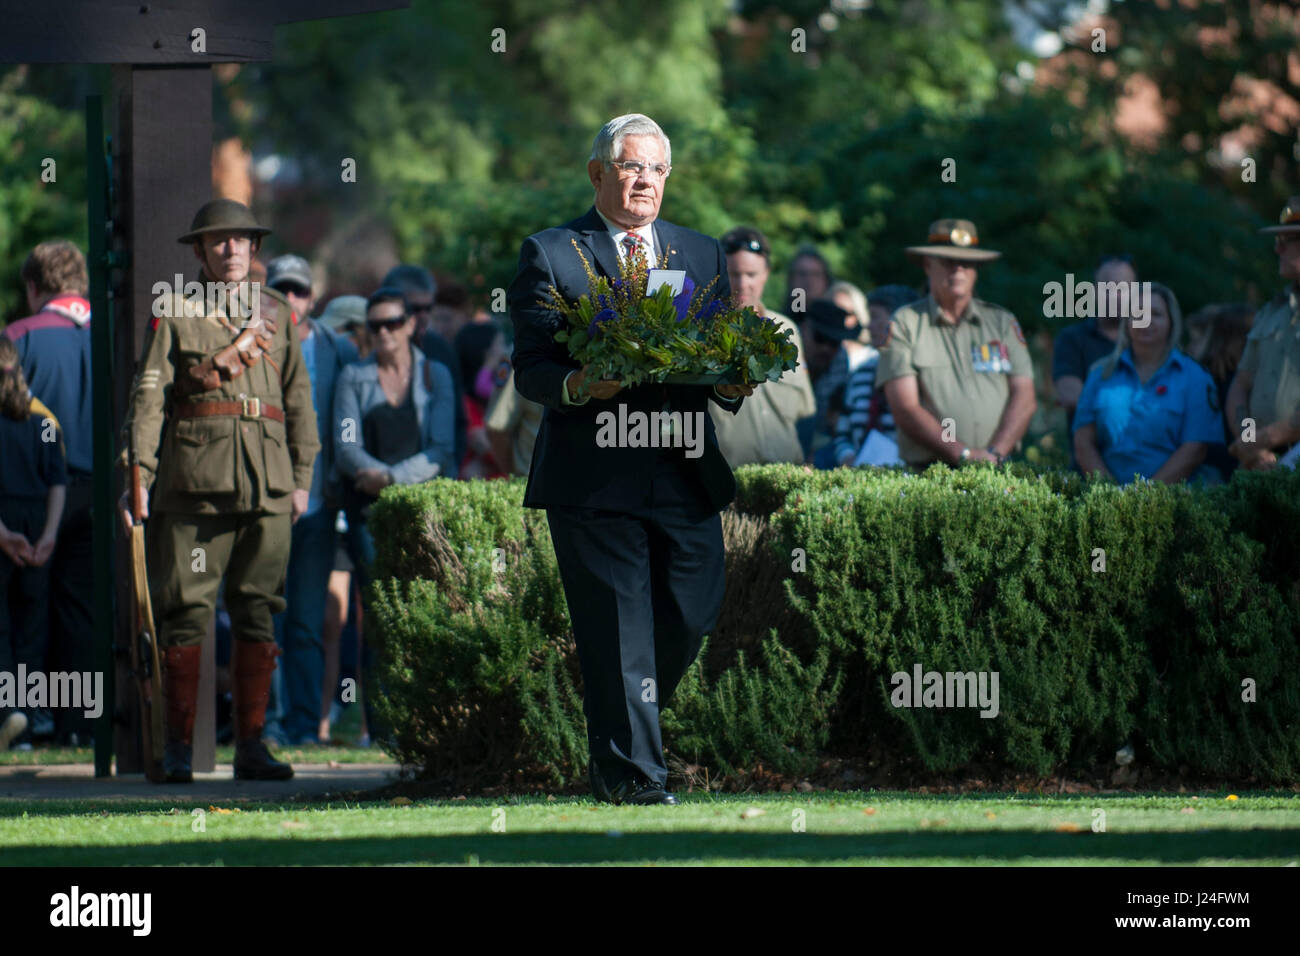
left=507, top=113, right=755, bottom=805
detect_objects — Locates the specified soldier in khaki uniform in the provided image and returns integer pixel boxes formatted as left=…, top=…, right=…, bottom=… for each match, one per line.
left=877, top=219, right=1037, bottom=469
left=1227, top=195, right=1300, bottom=469
left=118, top=199, right=320, bottom=783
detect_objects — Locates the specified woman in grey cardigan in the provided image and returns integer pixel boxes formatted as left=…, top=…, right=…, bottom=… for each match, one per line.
left=332, top=287, right=457, bottom=741
left=334, top=287, right=457, bottom=561
left=335, top=289, right=457, bottom=492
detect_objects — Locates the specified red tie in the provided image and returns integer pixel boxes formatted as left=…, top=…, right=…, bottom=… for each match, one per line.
left=622, top=232, right=647, bottom=266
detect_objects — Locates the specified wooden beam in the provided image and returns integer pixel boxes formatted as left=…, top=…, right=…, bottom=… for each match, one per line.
left=0, top=1, right=409, bottom=64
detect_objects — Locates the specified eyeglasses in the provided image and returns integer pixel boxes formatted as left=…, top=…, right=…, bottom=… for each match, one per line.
left=367, top=317, right=408, bottom=333
left=609, top=160, right=671, bottom=180
left=723, top=236, right=767, bottom=257
left=275, top=283, right=311, bottom=298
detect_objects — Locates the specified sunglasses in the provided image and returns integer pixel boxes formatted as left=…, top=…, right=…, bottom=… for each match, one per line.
left=275, top=282, right=311, bottom=297
left=367, top=316, right=408, bottom=333
left=723, top=236, right=767, bottom=257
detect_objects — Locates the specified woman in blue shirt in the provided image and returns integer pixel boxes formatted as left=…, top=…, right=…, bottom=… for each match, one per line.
left=1073, top=282, right=1225, bottom=484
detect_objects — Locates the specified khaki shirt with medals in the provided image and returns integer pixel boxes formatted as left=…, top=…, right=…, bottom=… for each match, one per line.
left=876, top=294, right=1034, bottom=467
left=119, top=276, right=320, bottom=515
left=1238, top=285, right=1300, bottom=431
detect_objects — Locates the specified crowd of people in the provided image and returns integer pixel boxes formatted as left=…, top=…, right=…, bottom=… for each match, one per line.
left=1, top=188, right=1298, bottom=753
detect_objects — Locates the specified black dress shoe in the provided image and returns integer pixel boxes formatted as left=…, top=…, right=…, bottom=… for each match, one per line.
left=609, top=773, right=679, bottom=806
left=589, top=762, right=613, bottom=803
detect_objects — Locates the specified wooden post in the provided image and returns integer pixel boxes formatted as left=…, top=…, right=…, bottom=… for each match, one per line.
left=110, top=63, right=216, bottom=772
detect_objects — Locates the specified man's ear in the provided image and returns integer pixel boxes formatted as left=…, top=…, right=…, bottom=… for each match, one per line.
left=587, top=159, right=604, bottom=190
left=191, top=242, right=205, bottom=265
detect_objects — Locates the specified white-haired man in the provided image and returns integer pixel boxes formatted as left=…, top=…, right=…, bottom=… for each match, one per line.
left=508, top=113, right=754, bottom=805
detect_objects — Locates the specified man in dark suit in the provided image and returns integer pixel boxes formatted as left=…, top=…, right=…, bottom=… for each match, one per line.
left=508, top=113, right=755, bottom=805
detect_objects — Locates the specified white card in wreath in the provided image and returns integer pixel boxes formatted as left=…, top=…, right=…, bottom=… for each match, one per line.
left=1280, top=442, right=1300, bottom=470
left=854, top=430, right=904, bottom=467
left=646, top=269, right=686, bottom=296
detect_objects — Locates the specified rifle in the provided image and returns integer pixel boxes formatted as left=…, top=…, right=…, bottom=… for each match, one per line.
left=128, top=458, right=165, bottom=780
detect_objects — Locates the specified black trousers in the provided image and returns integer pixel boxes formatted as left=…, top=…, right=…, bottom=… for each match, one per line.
left=546, top=453, right=725, bottom=788
left=47, top=477, right=94, bottom=738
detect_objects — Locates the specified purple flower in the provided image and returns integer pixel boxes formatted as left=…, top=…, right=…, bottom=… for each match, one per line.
left=587, top=307, right=616, bottom=338
left=696, top=298, right=725, bottom=325
left=672, top=277, right=697, bottom=323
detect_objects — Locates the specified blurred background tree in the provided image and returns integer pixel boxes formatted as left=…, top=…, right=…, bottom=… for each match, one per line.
left=0, top=0, right=1293, bottom=330
left=0, top=65, right=92, bottom=324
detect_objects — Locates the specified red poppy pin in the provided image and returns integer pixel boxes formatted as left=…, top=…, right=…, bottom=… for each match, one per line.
left=1156, top=385, right=1168, bottom=395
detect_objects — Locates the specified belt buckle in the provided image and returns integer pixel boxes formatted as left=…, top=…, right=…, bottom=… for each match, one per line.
left=241, top=396, right=261, bottom=420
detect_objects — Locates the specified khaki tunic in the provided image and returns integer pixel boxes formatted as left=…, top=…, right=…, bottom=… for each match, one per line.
left=118, top=274, right=320, bottom=647
left=709, top=309, right=816, bottom=466
left=876, top=294, right=1034, bottom=467
left=119, top=276, right=319, bottom=515
left=1238, top=285, right=1300, bottom=430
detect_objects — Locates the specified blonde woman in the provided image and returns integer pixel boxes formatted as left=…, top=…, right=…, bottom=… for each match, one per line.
left=1073, top=283, right=1225, bottom=483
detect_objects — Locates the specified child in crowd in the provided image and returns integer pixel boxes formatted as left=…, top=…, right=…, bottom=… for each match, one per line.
left=0, top=338, right=67, bottom=750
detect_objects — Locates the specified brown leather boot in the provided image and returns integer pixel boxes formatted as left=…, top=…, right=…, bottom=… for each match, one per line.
left=231, top=641, right=293, bottom=780
left=161, top=645, right=201, bottom=784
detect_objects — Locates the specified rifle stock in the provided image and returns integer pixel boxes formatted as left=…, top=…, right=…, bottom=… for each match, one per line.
left=130, top=462, right=144, bottom=523
left=126, top=455, right=164, bottom=778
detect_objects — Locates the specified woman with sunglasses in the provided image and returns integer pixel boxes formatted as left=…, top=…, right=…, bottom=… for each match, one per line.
left=332, top=286, right=458, bottom=733
left=335, top=285, right=458, bottom=510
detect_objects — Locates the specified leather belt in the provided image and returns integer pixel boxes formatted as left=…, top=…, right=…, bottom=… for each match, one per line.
left=173, top=398, right=284, bottom=423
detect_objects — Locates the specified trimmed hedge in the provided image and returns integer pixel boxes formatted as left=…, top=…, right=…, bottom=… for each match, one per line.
left=364, top=464, right=1300, bottom=786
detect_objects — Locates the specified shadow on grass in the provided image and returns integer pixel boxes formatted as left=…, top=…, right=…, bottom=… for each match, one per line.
left=4, top=828, right=1298, bottom=866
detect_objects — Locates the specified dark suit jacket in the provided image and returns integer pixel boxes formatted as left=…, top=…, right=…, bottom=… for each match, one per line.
left=508, top=206, right=743, bottom=513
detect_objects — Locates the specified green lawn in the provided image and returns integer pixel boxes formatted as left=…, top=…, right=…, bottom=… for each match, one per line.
left=2, top=792, right=1297, bottom=866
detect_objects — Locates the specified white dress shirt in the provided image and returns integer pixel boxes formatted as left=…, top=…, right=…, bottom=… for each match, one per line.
left=594, top=208, right=657, bottom=266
